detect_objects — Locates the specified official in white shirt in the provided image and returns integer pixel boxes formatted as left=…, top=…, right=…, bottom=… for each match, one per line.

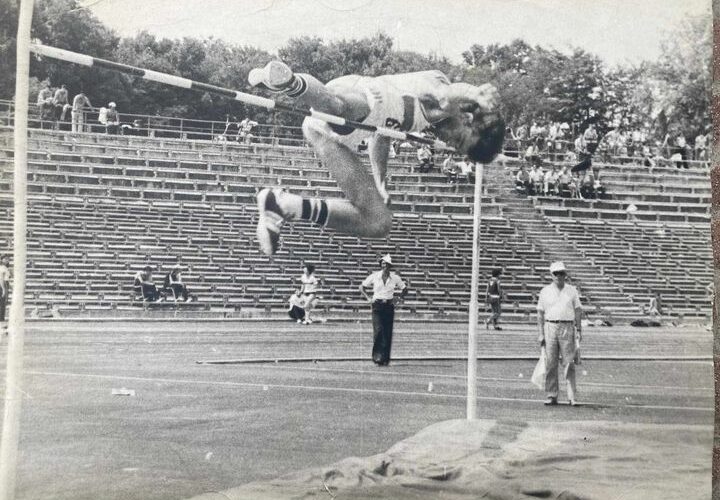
left=359, top=255, right=408, bottom=366
left=536, top=261, right=582, bottom=406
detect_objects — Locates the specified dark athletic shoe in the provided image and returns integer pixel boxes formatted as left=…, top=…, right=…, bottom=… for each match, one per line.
left=544, top=397, right=558, bottom=406
left=256, top=188, right=287, bottom=255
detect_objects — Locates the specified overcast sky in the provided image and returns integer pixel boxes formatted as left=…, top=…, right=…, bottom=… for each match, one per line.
left=89, top=0, right=710, bottom=66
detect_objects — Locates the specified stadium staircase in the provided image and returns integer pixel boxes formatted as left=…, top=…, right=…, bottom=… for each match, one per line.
left=484, top=168, right=640, bottom=320
left=503, top=159, right=711, bottom=320
left=0, top=126, right=711, bottom=323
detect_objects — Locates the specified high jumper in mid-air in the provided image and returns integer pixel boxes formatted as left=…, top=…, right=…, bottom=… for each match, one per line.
left=249, top=61, right=505, bottom=255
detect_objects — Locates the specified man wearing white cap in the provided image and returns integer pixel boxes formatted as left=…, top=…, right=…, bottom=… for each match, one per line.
left=536, top=261, right=582, bottom=406
left=359, top=255, right=408, bottom=366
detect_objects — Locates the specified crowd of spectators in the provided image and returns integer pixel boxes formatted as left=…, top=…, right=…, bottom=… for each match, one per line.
left=515, top=164, right=605, bottom=200
left=37, top=83, right=123, bottom=135
left=509, top=120, right=711, bottom=170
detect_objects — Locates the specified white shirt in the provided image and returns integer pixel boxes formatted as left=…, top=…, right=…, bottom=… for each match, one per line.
left=288, top=294, right=305, bottom=310
left=300, top=273, right=319, bottom=294
left=537, top=283, right=581, bottom=321
left=362, top=271, right=406, bottom=301
left=458, top=161, right=473, bottom=175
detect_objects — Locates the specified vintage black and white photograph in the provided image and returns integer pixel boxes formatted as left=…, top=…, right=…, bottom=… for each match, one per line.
left=0, top=0, right=714, bottom=498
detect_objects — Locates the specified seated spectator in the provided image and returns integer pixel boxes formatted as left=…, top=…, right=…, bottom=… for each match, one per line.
left=105, top=102, right=120, bottom=134
left=288, top=290, right=306, bottom=323
left=531, top=164, right=544, bottom=195
left=593, top=174, right=606, bottom=199
left=583, top=123, right=599, bottom=154
left=134, top=266, right=162, bottom=302
left=626, top=203, right=638, bottom=221
left=579, top=169, right=596, bottom=199
left=417, top=144, right=434, bottom=173
left=564, top=149, right=577, bottom=164
left=647, top=294, right=662, bottom=318
left=39, top=97, right=55, bottom=130
left=524, top=138, right=541, bottom=166
left=53, top=84, right=70, bottom=129
left=642, top=142, right=656, bottom=168
left=593, top=174, right=605, bottom=200
left=442, top=153, right=459, bottom=183
left=574, top=134, right=587, bottom=157
left=544, top=165, right=559, bottom=196
left=357, top=139, right=369, bottom=152
left=556, top=166, right=572, bottom=198
left=36, top=83, right=52, bottom=110
left=163, top=264, right=193, bottom=302
left=515, top=165, right=532, bottom=194
left=570, top=172, right=582, bottom=199
left=457, top=156, right=475, bottom=183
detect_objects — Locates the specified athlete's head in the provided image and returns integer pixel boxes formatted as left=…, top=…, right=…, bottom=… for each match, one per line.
left=435, top=83, right=505, bottom=163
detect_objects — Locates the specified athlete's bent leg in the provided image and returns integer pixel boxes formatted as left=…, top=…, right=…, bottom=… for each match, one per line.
left=255, top=124, right=392, bottom=255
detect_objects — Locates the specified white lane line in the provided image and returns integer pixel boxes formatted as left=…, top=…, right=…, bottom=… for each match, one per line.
left=24, top=370, right=713, bottom=413
left=245, top=363, right=714, bottom=392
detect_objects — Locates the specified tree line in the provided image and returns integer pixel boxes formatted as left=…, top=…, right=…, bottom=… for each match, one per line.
left=0, top=0, right=710, bottom=138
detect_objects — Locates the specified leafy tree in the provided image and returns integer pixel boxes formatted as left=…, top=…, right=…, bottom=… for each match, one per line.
left=651, top=14, right=711, bottom=138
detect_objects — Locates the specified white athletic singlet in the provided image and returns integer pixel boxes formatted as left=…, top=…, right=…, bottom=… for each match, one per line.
left=306, top=73, right=436, bottom=148
left=300, top=273, right=319, bottom=294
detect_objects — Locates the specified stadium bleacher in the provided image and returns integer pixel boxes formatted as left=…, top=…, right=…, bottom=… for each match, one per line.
left=0, top=126, right=711, bottom=322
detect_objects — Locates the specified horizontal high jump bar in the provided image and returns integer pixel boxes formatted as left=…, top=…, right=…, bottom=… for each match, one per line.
left=195, top=355, right=712, bottom=364
left=29, top=43, right=451, bottom=150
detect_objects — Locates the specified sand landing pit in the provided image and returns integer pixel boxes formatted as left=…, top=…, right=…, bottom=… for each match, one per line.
left=189, top=418, right=711, bottom=500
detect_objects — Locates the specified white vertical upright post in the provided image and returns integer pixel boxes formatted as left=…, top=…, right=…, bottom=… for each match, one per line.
left=466, top=163, right=484, bottom=420
left=0, top=1, right=33, bottom=498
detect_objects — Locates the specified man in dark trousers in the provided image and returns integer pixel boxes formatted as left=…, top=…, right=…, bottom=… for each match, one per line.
left=359, top=254, right=408, bottom=366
